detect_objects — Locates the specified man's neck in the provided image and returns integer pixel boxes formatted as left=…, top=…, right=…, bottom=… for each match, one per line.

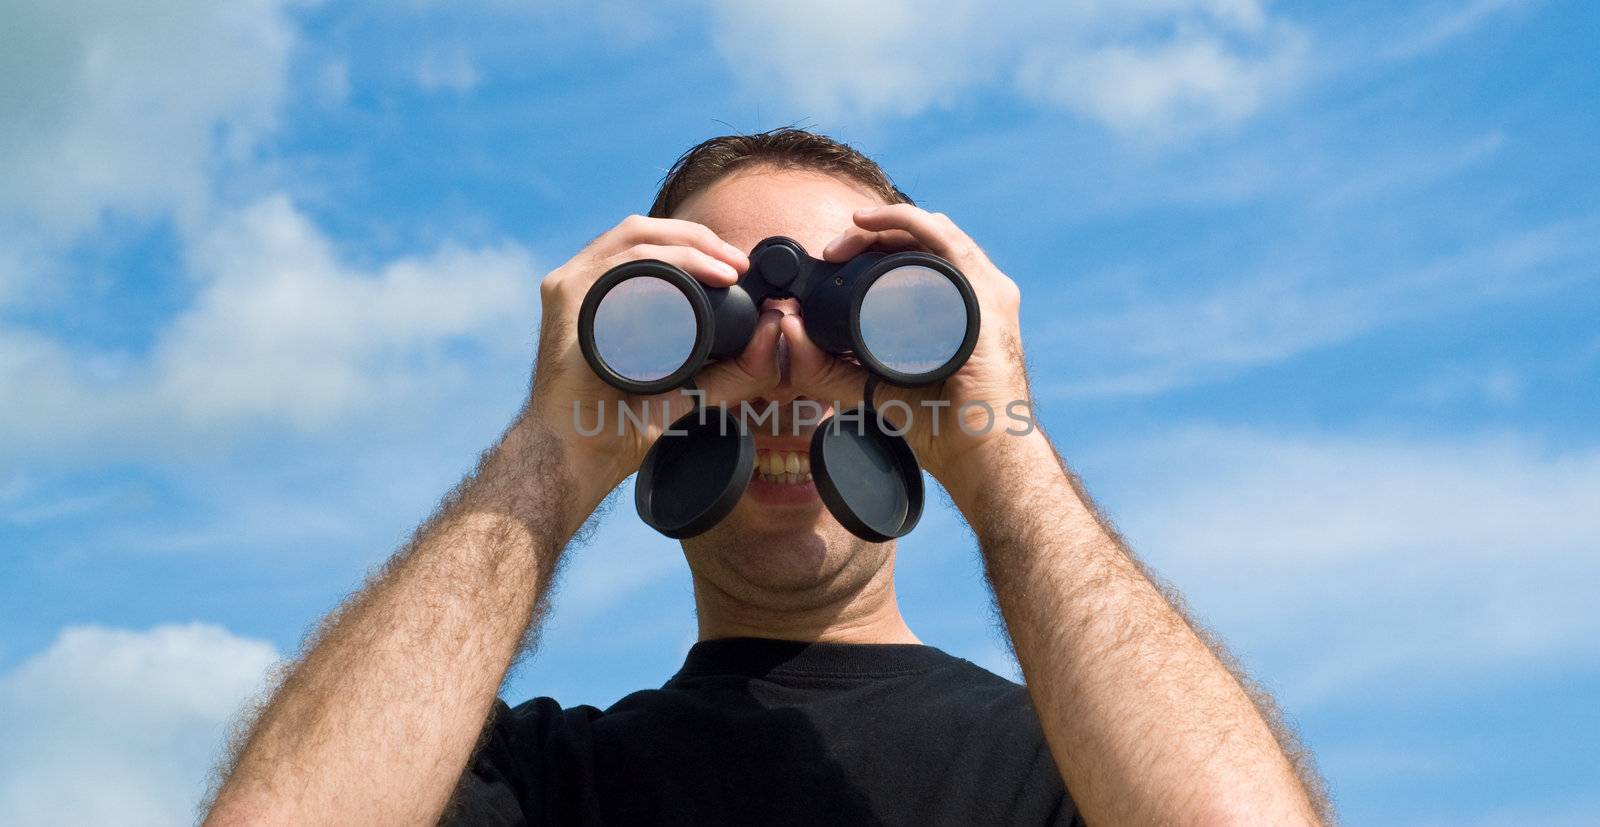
left=691, top=564, right=921, bottom=644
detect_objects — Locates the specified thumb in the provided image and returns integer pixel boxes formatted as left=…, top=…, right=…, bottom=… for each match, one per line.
left=778, top=313, right=872, bottom=409
left=675, top=309, right=783, bottom=417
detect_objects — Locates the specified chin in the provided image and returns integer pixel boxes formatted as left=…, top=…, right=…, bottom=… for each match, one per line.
left=685, top=495, right=874, bottom=598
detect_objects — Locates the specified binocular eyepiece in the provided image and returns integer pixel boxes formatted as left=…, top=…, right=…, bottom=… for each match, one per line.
left=578, top=236, right=979, bottom=395
left=575, top=236, right=980, bottom=543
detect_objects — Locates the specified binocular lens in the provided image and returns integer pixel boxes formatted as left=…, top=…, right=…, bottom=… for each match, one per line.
left=591, top=275, right=700, bottom=385
left=857, top=265, right=971, bottom=380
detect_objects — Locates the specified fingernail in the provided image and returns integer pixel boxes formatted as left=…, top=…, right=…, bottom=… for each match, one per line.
left=856, top=206, right=881, bottom=216
left=823, top=234, right=844, bottom=257
left=718, top=261, right=738, bottom=279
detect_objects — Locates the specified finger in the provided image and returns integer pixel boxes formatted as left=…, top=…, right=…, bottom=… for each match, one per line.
left=732, top=308, right=785, bottom=380
left=820, top=227, right=921, bottom=262
left=778, top=313, right=870, bottom=408
left=608, top=243, right=739, bottom=287
left=601, top=215, right=749, bottom=272
left=687, top=310, right=783, bottom=413
left=850, top=205, right=972, bottom=261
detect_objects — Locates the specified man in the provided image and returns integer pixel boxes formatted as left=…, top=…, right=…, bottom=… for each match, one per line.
left=206, top=129, right=1331, bottom=825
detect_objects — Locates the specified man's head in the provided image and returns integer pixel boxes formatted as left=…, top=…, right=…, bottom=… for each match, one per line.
left=654, top=129, right=913, bottom=617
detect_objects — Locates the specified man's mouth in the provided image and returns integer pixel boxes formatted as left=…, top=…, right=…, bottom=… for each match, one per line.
left=741, top=394, right=827, bottom=505
left=753, top=448, right=812, bottom=485
left=745, top=441, right=821, bottom=507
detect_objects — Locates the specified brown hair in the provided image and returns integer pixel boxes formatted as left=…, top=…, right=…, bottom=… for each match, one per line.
left=649, top=128, right=915, bottom=218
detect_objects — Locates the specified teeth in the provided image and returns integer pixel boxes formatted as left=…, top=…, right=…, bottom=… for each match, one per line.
left=754, top=450, right=814, bottom=485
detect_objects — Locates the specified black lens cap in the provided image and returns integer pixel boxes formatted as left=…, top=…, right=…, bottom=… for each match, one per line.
left=809, top=407, right=924, bottom=542
left=635, top=406, right=754, bottom=539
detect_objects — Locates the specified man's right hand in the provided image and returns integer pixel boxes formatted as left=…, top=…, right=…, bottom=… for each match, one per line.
left=204, top=216, right=781, bottom=827
left=529, top=214, right=782, bottom=510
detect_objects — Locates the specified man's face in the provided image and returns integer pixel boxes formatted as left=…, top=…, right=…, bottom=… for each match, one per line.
left=672, top=166, right=895, bottom=607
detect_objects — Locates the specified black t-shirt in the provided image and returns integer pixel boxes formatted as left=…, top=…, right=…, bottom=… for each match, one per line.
left=445, top=637, right=1081, bottom=825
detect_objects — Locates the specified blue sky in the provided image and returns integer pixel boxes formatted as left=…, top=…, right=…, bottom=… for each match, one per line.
left=1, top=0, right=1597, bottom=823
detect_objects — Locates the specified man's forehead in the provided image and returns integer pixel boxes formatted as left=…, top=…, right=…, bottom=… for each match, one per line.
left=674, top=167, right=885, bottom=255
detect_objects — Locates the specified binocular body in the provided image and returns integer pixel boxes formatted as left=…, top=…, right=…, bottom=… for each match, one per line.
left=574, top=235, right=980, bottom=543
left=578, top=236, right=979, bottom=395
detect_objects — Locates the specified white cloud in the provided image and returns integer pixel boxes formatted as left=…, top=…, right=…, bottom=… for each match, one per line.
left=707, top=0, right=1307, bottom=135
left=1094, top=428, right=1600, bottom=707
left=1014, top=4, right=1307, bottom=135
left=0, top=195, right=539, bottom=457
left=0, top=0, right=299, bottom=236
left=709, top=0, right=992, bottom=120
left=0, top=624, right=281, bottom=827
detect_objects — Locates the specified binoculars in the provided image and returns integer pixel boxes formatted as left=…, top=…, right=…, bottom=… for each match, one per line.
left=577, top=236, right=980, bottom=541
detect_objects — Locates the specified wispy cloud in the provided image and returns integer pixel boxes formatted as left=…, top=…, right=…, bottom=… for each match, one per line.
left=707, top=0, right=1309, bottom=137
left=1095, top=427, right=1600, bottom=706
left=1, top=485, right=148, bottom=527
left=1383, top=0, right=1539, bottom=61
left=417, top=46, right=480, bottom=94
left=1033, top=216, right=1600, bottom=399
left=1408, top=362, right=1523, bottom=407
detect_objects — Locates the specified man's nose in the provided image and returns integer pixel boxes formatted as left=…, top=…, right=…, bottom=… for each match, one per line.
left=761, top=297, right=801, bottom=316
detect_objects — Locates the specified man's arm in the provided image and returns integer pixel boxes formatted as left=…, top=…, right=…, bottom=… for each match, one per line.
left=944, top=430, right=1331, bottom=825
left=806, top=204, right=1330, bottom=825
left=204, top=215, right=762, bottom=825
left=205, top=411, right=603, bottom=825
